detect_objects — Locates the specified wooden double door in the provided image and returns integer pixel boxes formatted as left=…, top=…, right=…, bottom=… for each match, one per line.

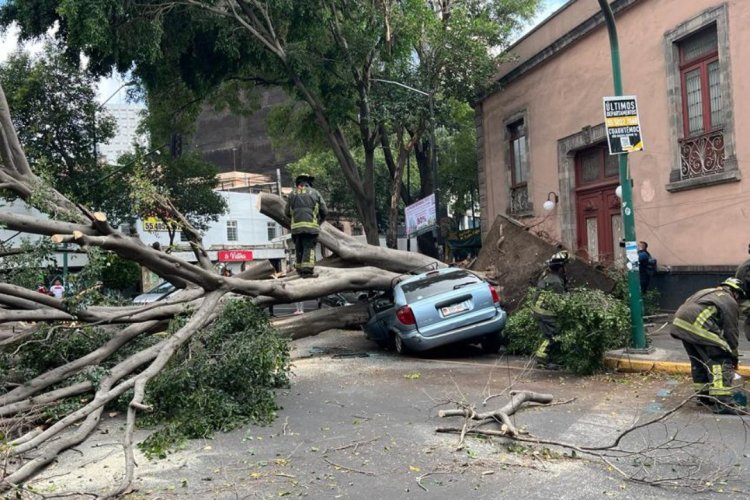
left=574, top=145, right=625, bottom=266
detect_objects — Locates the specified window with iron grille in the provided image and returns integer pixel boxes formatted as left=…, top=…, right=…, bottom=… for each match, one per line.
left=507, top=119, right=531, bottom=215
left=679, top=26, right=721, bottom=137
left=508, top=120, right=528, bottom=188
left=226, top=220, right=238, bottom=241
left=664, top=5, right=737, bottom=191
left=267, top=222, right=276, bottom=241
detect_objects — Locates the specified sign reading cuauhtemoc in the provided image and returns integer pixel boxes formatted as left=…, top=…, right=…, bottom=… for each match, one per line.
left=603, top=96, right=643, bottom=155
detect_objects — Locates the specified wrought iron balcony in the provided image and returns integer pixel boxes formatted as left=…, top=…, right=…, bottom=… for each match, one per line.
left=509, top=185, right=530, bottom=215
left=679, top=129, right=725, bottom=179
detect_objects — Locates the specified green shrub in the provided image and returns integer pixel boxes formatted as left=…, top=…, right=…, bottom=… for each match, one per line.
left=555, top=289, right=631, bottom=375
left=503, top=293, right=542, bottom=355
left=504, top=288, right=631, bottom=375
left=643, top=288, right=661, bottom=316
left=138, top=299, right=290, bottom=459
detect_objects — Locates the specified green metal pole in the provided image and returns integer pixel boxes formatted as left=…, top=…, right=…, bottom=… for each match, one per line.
left=597, top=0, right=647, bottom=350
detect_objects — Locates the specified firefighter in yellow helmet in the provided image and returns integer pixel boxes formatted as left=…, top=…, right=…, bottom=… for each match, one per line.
left=532, top=251, right=570, bottom=370
left=284, top=174, right=328, bottom=276
left=670, top=277, right=748, bottom=414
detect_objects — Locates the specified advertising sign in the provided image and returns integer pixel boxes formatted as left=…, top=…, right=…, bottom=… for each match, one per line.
left=405, top=194, right=436, bottom=237
left=143, top=216, right=170, bottom=233
left=603, top=96, right=643, bottom=154
left=218, top=250, right=254, bottom=262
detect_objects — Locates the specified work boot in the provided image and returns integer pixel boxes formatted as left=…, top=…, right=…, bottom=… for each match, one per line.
left=694, top=392, right=712, bottom=407
left=536, top=361, right=560, bottom=371
left=711, top=399, right=748, bottom=415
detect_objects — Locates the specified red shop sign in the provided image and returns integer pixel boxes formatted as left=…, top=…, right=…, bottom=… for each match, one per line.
left=218, top=250, right=254, bottom=262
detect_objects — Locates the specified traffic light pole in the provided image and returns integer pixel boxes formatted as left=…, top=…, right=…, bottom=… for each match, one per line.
left=597, top=0, right=647, bottom=350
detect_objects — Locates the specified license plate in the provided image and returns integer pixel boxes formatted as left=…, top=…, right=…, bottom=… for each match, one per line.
left=441, top=300, right=469, bottom=316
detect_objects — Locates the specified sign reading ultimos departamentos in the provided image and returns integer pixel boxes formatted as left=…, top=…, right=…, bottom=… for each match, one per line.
left=603, top=96, right=643, bottom=155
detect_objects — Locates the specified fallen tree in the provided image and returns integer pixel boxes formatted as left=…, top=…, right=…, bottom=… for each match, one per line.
left=0, top=80, right=441, bottom=493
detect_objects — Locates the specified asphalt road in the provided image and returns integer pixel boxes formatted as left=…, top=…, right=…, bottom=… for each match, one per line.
left=30, top=329, right=750, bottom=499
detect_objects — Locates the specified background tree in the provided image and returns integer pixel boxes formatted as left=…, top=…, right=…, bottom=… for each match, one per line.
left=0, top=0, right=540, bottom=246
left=438, top=101, right=480, bottom=225
left=0, top=42, right=116, bottom=206
left=123, top=149, right=227, bottom=248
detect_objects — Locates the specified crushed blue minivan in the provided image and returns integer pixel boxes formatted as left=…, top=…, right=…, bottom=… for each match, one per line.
left=362, top=267, right=507, bottom=354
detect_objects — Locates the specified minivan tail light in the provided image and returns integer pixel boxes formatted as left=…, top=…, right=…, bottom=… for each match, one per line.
left=489, top=285, right=500, bottom=304
left=396, top=305, right=416, bottom=325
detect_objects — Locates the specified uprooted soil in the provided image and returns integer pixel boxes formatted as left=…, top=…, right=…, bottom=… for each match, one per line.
left=471, top=215, right=615, bottom=311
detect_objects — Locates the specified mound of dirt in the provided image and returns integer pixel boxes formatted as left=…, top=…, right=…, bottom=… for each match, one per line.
left=472, top=215, right=615, bottom=311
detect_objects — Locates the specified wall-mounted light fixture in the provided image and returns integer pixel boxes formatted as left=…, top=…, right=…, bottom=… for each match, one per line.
left=615, top=185, right=623, bottom=199
left=543, top=192, right=559, bottom=212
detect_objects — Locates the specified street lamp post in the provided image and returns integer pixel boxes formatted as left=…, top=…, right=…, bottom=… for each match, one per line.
left=597, top=0, right=647, bottom=351
left=372, top=78, right=440, bottom=257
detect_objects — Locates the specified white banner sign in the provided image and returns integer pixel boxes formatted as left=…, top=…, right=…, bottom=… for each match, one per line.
left=405, top=194, right=436, bottom=236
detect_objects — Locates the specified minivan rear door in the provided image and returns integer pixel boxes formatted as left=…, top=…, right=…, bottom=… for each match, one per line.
left=400, top=270, right=496, bottom=337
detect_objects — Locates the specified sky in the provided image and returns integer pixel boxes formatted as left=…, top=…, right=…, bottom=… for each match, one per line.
left=523, top=0, right=570, bottom=36
left=0, top=0, right=571, bottom=105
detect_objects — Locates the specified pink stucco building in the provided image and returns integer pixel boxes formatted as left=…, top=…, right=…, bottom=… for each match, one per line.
left=477, top=0, right=749, bottom=303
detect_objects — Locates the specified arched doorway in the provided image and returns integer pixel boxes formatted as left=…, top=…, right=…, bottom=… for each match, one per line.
left=575, top=144, right=624, bottom=265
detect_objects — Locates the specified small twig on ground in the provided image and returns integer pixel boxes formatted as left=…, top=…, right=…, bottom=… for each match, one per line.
left=322, top=457, right=376, bottom=476
left=416, top=470, right=453, bottom=492
left=323, top=436, right=380, bottom=454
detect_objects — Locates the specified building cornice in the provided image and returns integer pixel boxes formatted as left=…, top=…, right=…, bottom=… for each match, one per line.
left=478, top=0, right=641, bottom=103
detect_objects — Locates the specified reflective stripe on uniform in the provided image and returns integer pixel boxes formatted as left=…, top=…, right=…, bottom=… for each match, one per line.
left=709, top=364, right=732, bottom=396
left=672, top=317, right=732, bottom=353
left=694, top=305, right=717, bottom=329
left=531, top=305, right=555, bottom=316
left=291, top=221, right=320, bottom=230
left=535, top=339, right=550, bottom=360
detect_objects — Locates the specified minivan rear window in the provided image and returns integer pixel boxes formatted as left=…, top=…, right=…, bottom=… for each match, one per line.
left=401, top=270, right=481, bottom=302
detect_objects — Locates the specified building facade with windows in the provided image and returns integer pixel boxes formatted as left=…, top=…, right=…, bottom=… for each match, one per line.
left=99, top=105, right=147, bottom=163
left=477, top=0, right=749, bottom=299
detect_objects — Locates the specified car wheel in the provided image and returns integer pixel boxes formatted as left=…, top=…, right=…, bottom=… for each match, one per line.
left=481, top=331, right=505, bottom=354
left=391, top=333, right=409, bottom=355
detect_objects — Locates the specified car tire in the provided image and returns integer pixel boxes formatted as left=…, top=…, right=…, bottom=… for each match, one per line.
left=391, top=333, right=410, bottom=355
left=481, top=331, right=505, bottom=354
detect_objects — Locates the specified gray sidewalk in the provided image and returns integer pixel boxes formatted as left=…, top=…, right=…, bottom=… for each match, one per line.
left=605, top=316, right=750, bottom=376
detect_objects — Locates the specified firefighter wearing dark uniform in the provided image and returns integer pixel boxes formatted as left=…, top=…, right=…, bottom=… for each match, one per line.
left=670, top=277, right=748, bottom=414
left=285, top=174, right=328, bottom=276
left=532, top=251, right=569, bottom=369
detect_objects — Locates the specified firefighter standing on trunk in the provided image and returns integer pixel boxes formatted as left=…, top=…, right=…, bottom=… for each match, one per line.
left=285, top=173, right=327, bottom=277
left=670, top=277, right=748, bottom=415
left=532, top=251, right=570, bottom=370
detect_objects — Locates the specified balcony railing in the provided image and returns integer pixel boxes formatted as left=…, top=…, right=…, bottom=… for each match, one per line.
left=509, top=185, right=530, bottom=215
left=679, top=129, right=725, bottom=179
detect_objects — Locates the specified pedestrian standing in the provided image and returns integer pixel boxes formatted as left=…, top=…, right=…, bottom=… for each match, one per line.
left=637, top=241, right=655, bottom=294
left=284, top=174, right=327, bottom=277
left=670, top=278, right=748, bottom=415
left=49, top=279, right=65, bottom=299
left=532, top=251, right=569, bottom=370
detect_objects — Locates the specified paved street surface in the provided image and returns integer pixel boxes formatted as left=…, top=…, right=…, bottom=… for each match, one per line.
left=29, top=328, right=750, bottom=499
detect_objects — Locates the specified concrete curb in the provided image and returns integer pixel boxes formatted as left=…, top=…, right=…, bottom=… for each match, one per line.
left=604, top=354, right=750, bottom=377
